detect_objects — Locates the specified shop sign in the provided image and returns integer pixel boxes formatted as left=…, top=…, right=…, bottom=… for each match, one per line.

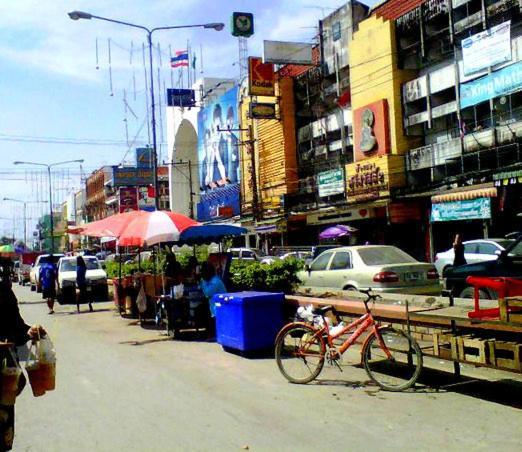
left=113, top=167, right=154, bottom=187
left=250, top=102, right=276, bottom=119
left=346, top=162, right=388, bottom=202
left=462, top=21, right=511, bottom=76
left=460, top=61, right=522, bottom=109
left=248, top=57, right=275, bottom=96
left=318, top=168, right=345, bottom=198
left=430, top=198, right=491, bottom=222
left=136, top=148, right=152, bottom=168
left=197, top=183, right=240, bottom=222
left=493, top=169, right=522, bottom=185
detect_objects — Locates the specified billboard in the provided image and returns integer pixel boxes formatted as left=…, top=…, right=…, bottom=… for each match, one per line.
left=431, top=198, right=491, bottom=222
left=197, top=184, right=240, bottom=222
left=197, top=86, right=240, bottom=190
left=137, top=186, right=155, bottom=212
left=462, top=21, right=511, bottom=76
left=263, top=40, right=313, bottom=65
left=167, top=88, right=196, bottom=107
left=136, top=148, right=152, bottom=168
left=248, top=57, right=275, bottom=96
left=119, top=187, right=138, bottom=213
left=460, top=61, right=522, bottom=109
left=113, top=167, right=154, bottom=187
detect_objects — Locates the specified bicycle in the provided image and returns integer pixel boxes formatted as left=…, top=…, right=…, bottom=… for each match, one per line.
left=274, top=289, right=423, bottom=391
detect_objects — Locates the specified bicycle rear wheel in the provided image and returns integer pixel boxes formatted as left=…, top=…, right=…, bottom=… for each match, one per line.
left=362, top=327, right=422, bottom=391
left=275, top=324, right=326, bottom=384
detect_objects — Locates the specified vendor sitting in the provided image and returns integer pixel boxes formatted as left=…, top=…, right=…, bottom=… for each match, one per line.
left=199, top=262, right=227, bottom=339
left=163, top=252, right=183, bottom=289
left=184, top=256, right=201, bottom=286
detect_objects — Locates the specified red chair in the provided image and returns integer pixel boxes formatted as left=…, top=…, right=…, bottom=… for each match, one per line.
left=466, top=276, right=522, bottom=319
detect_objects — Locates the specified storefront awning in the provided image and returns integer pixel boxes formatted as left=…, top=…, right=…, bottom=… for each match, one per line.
left=431, top=186, right=497, bottom=204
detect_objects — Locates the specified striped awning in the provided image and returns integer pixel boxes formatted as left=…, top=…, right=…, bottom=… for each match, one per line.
left=432, top=187, right=497, bottom=204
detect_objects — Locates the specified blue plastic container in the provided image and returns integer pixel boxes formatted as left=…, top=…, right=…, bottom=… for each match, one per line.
left=214, top=291, right=285, bottom=352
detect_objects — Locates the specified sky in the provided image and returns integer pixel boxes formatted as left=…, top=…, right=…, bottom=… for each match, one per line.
left=0, top=0, right=374, bottom=240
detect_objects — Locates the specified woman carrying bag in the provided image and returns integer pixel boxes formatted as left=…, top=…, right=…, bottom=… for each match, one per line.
left=0, top=279, right=46, bottom=451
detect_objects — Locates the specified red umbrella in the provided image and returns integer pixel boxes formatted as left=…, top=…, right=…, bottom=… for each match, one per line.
left=72, top=211, right=149, bottom=238
left=117, top=211, right=198, bottom=247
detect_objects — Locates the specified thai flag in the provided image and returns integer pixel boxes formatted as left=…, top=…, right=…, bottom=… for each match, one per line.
left=170, top=50, right=189, bottom=68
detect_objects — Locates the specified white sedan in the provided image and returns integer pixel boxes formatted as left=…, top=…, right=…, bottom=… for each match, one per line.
left=434, top=239, right=515, bottom=276
left=56, top=256, right=108, bottom=304
left=298, top=245, right=441, bottom=295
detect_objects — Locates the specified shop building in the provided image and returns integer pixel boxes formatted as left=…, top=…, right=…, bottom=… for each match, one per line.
left=281, top=1, right=370, bottom=245
left=85, top=166, right=113, bottom=221
left=373, top=0, right=522, bottom=258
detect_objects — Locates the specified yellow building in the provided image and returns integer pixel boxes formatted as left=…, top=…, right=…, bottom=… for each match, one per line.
left=239, top=76, right=298, bottom=242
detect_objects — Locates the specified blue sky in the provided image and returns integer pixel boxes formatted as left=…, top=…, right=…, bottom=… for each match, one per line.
left=0, top=0, right=373, bottom=239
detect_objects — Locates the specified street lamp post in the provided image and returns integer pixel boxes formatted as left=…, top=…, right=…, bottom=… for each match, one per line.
left=2, top=198, right=45, bottom=249
left=68, top=11, right=224, bottom=210
left=13, top=160, right=84, bottom=254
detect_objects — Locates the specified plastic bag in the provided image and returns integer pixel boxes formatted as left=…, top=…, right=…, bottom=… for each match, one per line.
left=136, top=285, right=147, bottom=314
left=172, top=283, right=184, bottom=300
left=25, top=335, right=57, bottom=397
left=1, top=347, right=22, bottom=405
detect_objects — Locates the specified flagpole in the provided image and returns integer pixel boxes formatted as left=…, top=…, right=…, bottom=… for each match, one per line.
left=186, top=39, right=190, bottom=88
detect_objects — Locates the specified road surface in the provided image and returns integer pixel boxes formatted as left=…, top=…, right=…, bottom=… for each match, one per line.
left=11, top=285, right=522, bottom=451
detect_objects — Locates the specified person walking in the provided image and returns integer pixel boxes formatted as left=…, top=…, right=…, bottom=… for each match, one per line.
left=39, top=258, right=57, bottom=315
left=452, top=233, right=467, bottom=267
left=0, top=277, right=46, bottom=451
left=76, top=256, right=92, bottom=313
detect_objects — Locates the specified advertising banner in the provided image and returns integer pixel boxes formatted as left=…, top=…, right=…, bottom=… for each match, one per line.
left=113, top=167, right=154, bottom=187
left=136, top=148, right=152, bottom=168
left=263, top=40, right=313, bottom=65
left=430, top=198, right=491, bottom=222
left=460, top=61, right=522, bottom=108
left=462, top=21, right=511, bottom=76
left=119, top=187, right=138, bottom=213
left=196, top=183, right=240, bottom=222
left=248, top=57, right=275, bottom=96
left=318, top=168, right=345, bottom=198
left=137, top=186, right=155, bottom=212
left=250, top=102, right=276, bottom=119
left=197, top=86, right=240, bottom=190
left=166, top=88, right=196, bottom=107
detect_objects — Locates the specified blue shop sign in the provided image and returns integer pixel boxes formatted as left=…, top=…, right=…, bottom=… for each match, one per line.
left=460, top=61, right=522, bottom=109
left=197, top=183, right=240, bottom=222
left=431, top=197, right=491, bottom=222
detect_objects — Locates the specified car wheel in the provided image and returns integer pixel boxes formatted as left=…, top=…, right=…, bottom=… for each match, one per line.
left=343, top=285, right=358, bottom=292
left=459, top=287, right=491, bottom=300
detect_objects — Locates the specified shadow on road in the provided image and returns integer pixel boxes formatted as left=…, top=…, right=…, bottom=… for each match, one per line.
left=119, top=337, right=172, bottom=346
left=18, top=301, right=47, bottom=305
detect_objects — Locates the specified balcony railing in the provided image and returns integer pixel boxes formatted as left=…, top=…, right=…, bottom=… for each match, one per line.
left=407, top=137, right=462, bottom=170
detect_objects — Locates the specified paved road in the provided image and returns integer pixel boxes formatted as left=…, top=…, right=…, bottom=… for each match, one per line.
left=10, top=285, right=522, bottom=451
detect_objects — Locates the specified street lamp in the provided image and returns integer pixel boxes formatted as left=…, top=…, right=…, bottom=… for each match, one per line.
left=13, top=160, right=84, bottom=254
left=2, top=198, right=45, bottom=249
left=68, top=11, right=224, bottom=210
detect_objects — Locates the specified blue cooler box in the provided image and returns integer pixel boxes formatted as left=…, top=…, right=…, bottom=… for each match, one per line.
left=214, top=291, right=285, bottom=352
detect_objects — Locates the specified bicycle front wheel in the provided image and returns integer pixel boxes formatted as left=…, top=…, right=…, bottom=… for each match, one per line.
left=275, top=323, right=326, bottom=384
left=362, top=327, right=423, bottom=391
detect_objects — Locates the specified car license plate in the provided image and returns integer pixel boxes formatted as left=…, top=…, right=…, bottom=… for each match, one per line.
left=406, top=272, right=420, bottom=281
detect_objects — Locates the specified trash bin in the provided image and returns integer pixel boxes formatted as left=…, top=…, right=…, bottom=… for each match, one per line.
left=214, top=291, right=285, bottom=352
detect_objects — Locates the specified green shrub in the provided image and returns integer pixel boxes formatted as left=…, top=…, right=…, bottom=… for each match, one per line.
left=230, top=259, right=303, bottom=294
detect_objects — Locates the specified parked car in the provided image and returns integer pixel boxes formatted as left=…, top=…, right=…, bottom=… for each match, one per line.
left=304, top=245, right=342, bottom=266
left=435, top=239, right=516, bottom=275
left=260, top=250, right=312, bottom=265
left=29, top=254, right=64, bottom=292
left=298, top=245, right=441, bottom=295
left=444, top=237, right=522, bottom=299
left=56, top=256, right=108, bottom=304
left=228, top=248, right=264, bottom=262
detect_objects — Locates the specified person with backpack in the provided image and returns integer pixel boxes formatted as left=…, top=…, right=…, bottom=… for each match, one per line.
left=39, top=258, right=57, bottom=315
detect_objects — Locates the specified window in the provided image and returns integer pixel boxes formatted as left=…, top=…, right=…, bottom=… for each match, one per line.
left=310, top=252, right=332, bottom=271
left=477, top=243, right=499, bottom=255
left=464, top=243, right=478, bottom=254
left=330, top=252, right=352, bottom=270
left=243, top=251, right=255, bottom=259
left=358, top=247, right=417, bottom=266
left=332, top=22, right=341, bottom=41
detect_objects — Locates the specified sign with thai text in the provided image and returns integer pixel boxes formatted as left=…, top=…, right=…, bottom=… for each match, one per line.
left=430, top=198, right=491, bottom=222
left=113, top=167, right=154, bottom=187
left=318, top=168, right=345, bottom=198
